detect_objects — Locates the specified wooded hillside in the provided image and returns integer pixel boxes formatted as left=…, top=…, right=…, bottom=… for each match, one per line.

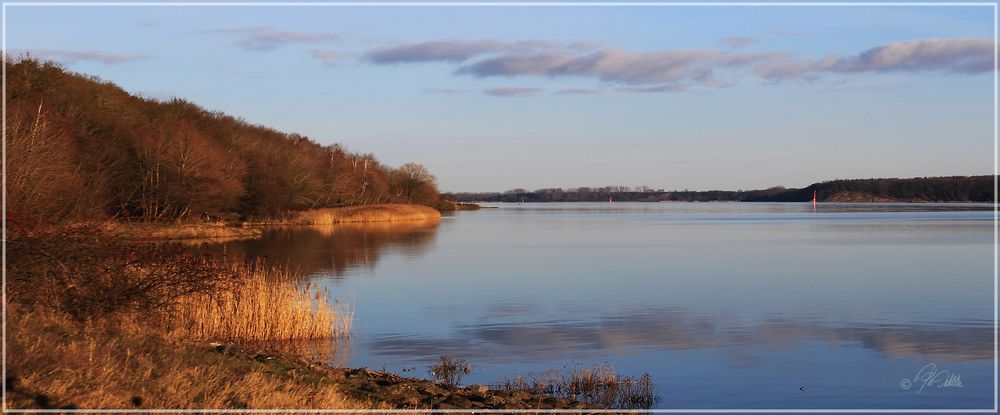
left=6, top=57, right=440, bottom=226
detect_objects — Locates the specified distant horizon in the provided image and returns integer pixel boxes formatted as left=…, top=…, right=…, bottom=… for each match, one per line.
left=445, top=173, right=997, bottom=194
left=6, top=5, right=996, bottom=192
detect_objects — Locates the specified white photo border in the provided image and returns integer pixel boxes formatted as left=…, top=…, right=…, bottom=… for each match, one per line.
left=1, top=1, right=997, bottom=413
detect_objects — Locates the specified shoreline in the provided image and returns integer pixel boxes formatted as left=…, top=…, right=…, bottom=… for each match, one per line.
left=210, top=343, right=600, bottom=411
left=246, top=204, right=442, bottom=226
left=106, top=222, right=264, bottom=241
left=108, top=204, right=443, bottom=241
left=7, top=303, right=597, bottom=411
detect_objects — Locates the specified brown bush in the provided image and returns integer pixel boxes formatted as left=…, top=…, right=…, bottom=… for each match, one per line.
left=7, top=224, right=237, bottom=319
left=428, top=356, right=472, bottom=387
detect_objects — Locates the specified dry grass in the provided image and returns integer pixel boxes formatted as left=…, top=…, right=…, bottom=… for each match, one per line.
left=104, top=221, right=262, bottom=241
left=94, top=204, right=442, bottom=240
left=495, top=364, right=661, bottom=409
left=170, top=261, right=352, bottom=342
left=293, top=218, right=441, bottom=237
left=6, top=226, right=368, bottom=410
left=271, top=204, right=441, bottom=225
left=5, top=306, right=374, bottom=410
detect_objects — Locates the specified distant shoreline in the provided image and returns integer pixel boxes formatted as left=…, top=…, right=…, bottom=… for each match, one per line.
left=448, top=175, right=996, bottom=204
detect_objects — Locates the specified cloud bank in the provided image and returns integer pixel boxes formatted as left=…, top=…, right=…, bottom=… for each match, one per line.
left=483, top=87, right=543, bottom=97
left=366, top=40, right=510, bottom=64
left=365, top=37, right=995, bottom=92
left=458, top=48, right=785, bottom=86
left=756, top=38, right=996, bottom=80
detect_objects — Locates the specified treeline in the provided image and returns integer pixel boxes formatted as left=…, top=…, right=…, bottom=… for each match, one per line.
left=449, top=186, right=785, bottom=203
left=449, top=176, right=995, bottom=203
left=6, top=57, right=441, bottom=227
left=750, top=176, right=995, bottom=202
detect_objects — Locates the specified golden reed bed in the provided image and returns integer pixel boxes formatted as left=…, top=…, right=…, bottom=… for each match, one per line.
left=101, top=204, right=440, bottom=242
left=104, top=222, right=263, bottom=241
left=7, top=306, right=367, bottom=409
left=259, top=204, right=442, bottom=226
left=172, top=261, right=352, bottom=342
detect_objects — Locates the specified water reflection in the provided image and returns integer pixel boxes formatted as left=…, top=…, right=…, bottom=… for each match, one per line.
left=203, top=219, right=441, bottom=278
left=366, top=305, right=993, bottom=365
left=204, top=203, right=993, bottom=408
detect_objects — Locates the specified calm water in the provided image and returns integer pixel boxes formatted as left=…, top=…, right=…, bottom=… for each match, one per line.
left=216, top=202, right=995, bottom=409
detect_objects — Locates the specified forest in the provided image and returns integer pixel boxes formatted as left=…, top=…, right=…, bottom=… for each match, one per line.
left=449, top=176, right=996, bottom=203
left=5, top=57, right=441, bottom=228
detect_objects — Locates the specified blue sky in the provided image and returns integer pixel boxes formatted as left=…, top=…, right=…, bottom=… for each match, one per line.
left=5, top=4, right=996, bottom=192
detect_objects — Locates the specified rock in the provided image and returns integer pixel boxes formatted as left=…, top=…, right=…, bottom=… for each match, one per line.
left=384, top=385, right=421, bottom=407
left=426, top=395, right=449, bottom=406
left=445, top=396, right=473, bottom=407
left=512, top=390, right=533, bottom=401
left=388, top=392, right=421, bottom=406
left=419, top=383, right=448, bottom=397
left=466, top=384, right=489, bottom=394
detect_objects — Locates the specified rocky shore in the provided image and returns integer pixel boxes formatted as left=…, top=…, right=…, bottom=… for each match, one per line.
left=212, top=343, right=599, bottom=411
left=331, top=368, right=598, bottom=410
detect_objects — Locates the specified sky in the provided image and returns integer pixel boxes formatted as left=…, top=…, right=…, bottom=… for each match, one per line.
left=4, top=3, right=997, bottom=192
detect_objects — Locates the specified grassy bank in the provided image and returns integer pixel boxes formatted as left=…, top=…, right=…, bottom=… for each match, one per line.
left=250, top=204, right=442, bottom=226
left=6, top=306, right=373, bottom=410
left=8, top=302, right=648, bottom=411
left=104, top=204, right=441, bottom=242
left=7, top=304, right=607, bottom=410
left=106, top=221, right=263, bottom=241
left=6, top=225, right=361, bottom=409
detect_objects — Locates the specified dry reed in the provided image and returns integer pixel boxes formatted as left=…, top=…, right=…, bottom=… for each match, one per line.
left=495, top=364, right=661, bottom=409
left=6, top=306, right=372, bottom=410
left=282, top=204, right=441, bottom=225
left=171, top=261, right=352, bottom=342
left=104, top=221, right=262, bottom=241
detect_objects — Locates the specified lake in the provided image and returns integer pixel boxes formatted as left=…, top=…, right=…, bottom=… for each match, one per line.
left=214, top=202, right=995, bottom=409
